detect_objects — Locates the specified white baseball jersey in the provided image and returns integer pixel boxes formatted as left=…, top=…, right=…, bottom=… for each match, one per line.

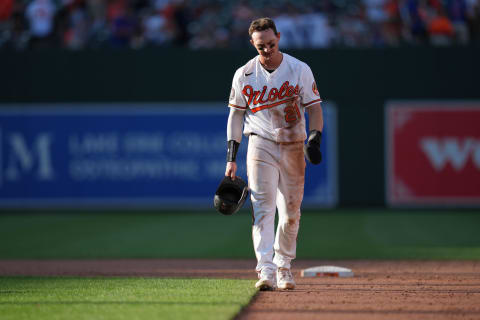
left=228, top=53, right=321, bottom=143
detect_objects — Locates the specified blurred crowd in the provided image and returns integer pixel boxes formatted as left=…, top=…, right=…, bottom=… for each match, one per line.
left=0, top=0, right=479, bottom=50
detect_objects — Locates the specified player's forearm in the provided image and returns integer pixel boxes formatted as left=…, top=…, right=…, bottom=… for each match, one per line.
left=226, top=107, right=245, bottom=164
left=227, top=108, right=245, bottom=143
left=307, top=103, right=324, bottom=132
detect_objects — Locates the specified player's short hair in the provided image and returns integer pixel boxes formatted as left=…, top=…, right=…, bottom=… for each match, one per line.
left=248, top=18, right=278, bottom=37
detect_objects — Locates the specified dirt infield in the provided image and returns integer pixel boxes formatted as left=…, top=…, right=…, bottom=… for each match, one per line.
left=1, top=259, right=479, bottom=320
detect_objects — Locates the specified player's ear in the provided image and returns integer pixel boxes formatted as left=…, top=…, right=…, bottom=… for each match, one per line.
left=250, top=39, right=254, bottom=47
left=276, top=32, right=281, bottom=41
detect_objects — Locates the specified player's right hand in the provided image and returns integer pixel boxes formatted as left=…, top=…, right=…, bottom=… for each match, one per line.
left=225, top=162, right=237, bottom=180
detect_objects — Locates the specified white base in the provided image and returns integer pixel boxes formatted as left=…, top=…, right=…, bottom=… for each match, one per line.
left=301, top=265, right=354, bottom=278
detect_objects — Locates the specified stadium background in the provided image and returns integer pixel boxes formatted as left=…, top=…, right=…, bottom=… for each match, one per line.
left=2, top=0, right=480, bottom=206
left=1, top=49, right=479, bottom=207
left=0, top=0, right=479, bottom=207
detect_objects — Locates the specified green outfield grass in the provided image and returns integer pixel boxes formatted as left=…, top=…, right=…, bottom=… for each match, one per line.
left=0, top=209, right=479, bottom=259
left=0, top=277, right=257, bottom=320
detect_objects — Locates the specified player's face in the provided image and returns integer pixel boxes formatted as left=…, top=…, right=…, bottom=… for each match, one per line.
left=250, top=29, right=281, bottom=62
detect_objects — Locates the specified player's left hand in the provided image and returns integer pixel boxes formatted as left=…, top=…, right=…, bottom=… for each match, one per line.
left=304, top=130, right=322, bottom=165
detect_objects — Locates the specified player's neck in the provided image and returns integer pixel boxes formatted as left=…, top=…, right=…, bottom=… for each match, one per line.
left=259, top=52, right=283, bottom=71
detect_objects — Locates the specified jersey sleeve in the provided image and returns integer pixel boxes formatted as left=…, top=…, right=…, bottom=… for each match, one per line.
left=228, top=69, right=247, bottom=110
left=300, top=64, right=322, bottom=108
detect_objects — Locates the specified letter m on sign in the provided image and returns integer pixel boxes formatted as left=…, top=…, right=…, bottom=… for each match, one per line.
left=4, top=133, right=55, bottom=181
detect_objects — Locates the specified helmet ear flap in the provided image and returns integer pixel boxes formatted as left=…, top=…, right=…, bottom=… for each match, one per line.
left=214, top=176, right=249, bottom=215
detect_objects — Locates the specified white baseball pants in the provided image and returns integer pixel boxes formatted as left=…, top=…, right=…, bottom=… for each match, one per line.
left=247, top=134, right=305, bottom=272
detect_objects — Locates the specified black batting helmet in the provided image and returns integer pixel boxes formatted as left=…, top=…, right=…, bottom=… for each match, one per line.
left=214, top=176, right=249, bottom=215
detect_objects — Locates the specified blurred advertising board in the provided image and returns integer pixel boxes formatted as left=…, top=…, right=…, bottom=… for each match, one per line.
left=0, top=103, right=337, bottom=208
left=386, top=101, right=480, bottom=207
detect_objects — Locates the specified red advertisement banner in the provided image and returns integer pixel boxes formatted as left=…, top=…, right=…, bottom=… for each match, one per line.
left=386, top=102, right=480, bottom=206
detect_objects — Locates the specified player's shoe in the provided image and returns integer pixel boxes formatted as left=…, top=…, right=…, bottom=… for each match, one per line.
left=277, top=267, right=295, bottom=290
left=255, top=268, right=276, bottom=291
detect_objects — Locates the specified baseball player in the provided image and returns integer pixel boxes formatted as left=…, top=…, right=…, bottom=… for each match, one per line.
left=225, top=17, right=324, bottom=291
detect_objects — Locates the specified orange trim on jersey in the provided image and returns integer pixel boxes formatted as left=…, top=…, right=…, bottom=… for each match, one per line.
left=250, top=97, right=296, bottom=113
left=229, top=103, right=247, bottom=110
left=303, top=99, right=322, bottom=107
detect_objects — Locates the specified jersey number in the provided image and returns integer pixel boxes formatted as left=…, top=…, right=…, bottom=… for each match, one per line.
left=284, top=100, right=301, bottom=123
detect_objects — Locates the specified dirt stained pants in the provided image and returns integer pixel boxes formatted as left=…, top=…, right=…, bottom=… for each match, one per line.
left=247, top=134, right=305, bottom=272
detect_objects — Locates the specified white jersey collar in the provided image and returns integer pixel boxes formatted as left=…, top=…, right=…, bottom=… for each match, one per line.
left=257, top=52, right=285, bottom=78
